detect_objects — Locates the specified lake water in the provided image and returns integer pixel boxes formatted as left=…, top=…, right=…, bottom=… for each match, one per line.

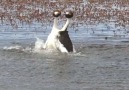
left=0, top=21, right=129, bottom=90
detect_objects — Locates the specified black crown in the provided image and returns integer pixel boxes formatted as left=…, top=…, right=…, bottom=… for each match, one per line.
left=53, top=10, right=61, bottom=17
left=65, top=11, right=73, bottom=18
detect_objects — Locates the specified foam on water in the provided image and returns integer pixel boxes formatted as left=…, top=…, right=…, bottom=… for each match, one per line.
left=2, top=40, right=85, bottom=59
left=3, top=45, right=23, bottom=50
left=2, top=35, right=82, bottom=57
left=3, top=45, right=32, bottom=53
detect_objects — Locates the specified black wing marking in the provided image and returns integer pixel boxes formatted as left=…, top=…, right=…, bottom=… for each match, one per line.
left=59, top=30, right=73, bottom=52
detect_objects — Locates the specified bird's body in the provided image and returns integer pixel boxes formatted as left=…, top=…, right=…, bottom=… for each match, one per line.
left=59, top=30, right=73, bottom=52
left=43, top=10, right=74, bottom=53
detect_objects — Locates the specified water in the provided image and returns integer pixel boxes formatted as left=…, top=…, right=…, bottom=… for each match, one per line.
left=0, top=22, right=129, bottom=90
left=1, top=0, right=129, bottom=89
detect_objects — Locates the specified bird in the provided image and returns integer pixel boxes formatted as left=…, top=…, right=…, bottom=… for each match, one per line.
left=43, top=10, right=74, bottom=53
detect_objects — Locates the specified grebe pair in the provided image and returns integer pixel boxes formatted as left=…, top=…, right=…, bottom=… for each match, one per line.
left=43, top=10, right=74, bottom=53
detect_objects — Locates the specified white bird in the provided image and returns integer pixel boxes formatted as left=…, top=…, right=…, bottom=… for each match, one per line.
left=43, top=10, right=74, bottom=53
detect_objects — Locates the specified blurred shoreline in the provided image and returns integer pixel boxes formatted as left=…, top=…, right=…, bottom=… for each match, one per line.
left=0, top=0, right=129, bottom=28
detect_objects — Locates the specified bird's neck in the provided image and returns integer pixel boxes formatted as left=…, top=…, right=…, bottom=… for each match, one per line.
left=61, top=18, right=70, bottom=31
left=53, top=18, right=58, bottom=28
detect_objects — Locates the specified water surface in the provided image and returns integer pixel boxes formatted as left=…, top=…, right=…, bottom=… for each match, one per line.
left=0, top=23, right=129, bottom=90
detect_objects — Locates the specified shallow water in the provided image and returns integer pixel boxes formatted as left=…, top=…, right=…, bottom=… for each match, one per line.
left=1, top=43, right=129, bottom=90
left=1, top=0, right=129, bottom=89
left=0, top=23, right=129, bottom=90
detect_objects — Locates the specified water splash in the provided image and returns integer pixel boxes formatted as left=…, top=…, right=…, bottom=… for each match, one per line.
left=32, top=35, right=59, bottom=54
left=3, top=45, right=32, bottom=53
left=33, top=36, right=44, bottom=51
left=3, top=45, right=23, bottom=50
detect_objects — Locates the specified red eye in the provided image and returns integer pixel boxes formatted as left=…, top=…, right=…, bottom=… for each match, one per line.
left=65, top=11, right=73, bottom=18
left=53, top=10, right=61, bottom=17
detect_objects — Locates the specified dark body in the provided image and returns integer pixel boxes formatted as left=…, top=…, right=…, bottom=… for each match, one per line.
left=59, top=30, right=73, bottom=52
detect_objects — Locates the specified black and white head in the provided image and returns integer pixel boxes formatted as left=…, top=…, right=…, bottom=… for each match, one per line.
left=53, top=10, right=73, bottom=18
left=53, top=10, right=61, bottom=17
left=65, top=10, right=73, bottom=18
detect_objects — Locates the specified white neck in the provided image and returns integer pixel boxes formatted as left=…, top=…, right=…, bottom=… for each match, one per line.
left=61, top=18, right=70, bottom=31
left=53, top=18, right=58, bottom=29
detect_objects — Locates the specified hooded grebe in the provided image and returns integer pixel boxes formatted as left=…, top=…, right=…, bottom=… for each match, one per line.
left=44, top=10, right=74, bottom=53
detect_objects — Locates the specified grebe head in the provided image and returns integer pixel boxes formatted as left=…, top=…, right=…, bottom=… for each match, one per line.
left=53, top=10, right=61, bottom=17
left=65, top=11, right=73, bottom=18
